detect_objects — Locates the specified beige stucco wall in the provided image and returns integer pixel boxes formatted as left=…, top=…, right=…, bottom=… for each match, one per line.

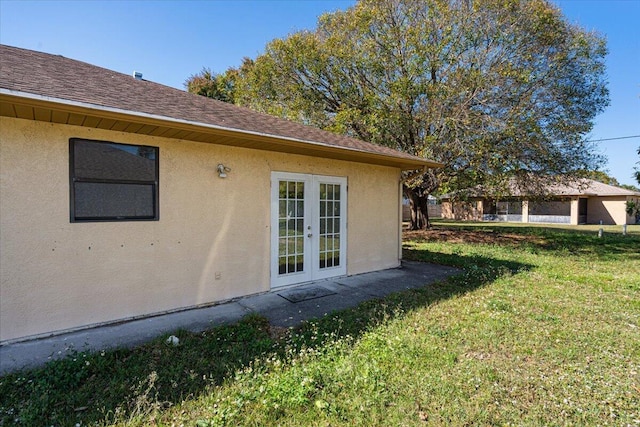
left=570, top=198, right=579, bottom=225
left=586, top=196, right=634, bottom=225
left=0, top=117, right=401, bottom=342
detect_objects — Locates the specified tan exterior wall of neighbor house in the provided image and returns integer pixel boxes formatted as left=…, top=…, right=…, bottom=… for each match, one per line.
left=586, top=196, right=633, bottom=225
left=570, top=198, right=579, bottom=225
left=440, top=202, right=453, bottom=219
left=441, top=200, right=483, bottom=221
left=0, top=117, right=401, bottom=343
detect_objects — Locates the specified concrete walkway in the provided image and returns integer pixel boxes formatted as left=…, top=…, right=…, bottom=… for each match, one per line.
left=0, top=261, right=459, bottom=375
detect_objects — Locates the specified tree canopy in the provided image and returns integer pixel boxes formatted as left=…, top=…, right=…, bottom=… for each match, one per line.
left=577, top=170, right=620, bottom=187
left=185, top=59, right=255, bottom=104
left=635, top=147, right=640, bottom=185
left=186, top=67, right=235, bottom=103
left=187, top=0, right=609, bottom=229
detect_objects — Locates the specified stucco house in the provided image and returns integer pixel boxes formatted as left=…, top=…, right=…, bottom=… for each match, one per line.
left=0, top=45, right=440, bottom=344
left=440, top=179, right=640, bottom=225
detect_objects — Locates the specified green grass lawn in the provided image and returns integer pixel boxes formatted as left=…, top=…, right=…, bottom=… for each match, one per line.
left=431, top=218, right=640, bottom=235
left=1, top=223, right=638, bottom=426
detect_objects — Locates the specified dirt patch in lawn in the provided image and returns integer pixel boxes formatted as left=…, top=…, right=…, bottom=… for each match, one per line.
left=404, top=228, right=544, bottom=246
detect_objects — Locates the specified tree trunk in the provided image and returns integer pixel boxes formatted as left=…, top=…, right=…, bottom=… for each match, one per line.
left=406, top=188, right=431, bottom=230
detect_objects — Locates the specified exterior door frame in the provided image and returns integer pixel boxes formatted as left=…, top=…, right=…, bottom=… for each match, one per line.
left=270, top=172, right=347, bottom=288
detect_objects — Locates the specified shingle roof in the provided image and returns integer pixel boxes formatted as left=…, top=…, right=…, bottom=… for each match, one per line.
left=549, top=179, right=640, bottom=197
left=442, top=178, right=640, bottom=199
left=0, top=44, right=439, bottom=169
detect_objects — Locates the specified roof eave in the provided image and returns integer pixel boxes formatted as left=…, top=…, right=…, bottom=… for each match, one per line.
left=0, top=89, right=441, bottom=171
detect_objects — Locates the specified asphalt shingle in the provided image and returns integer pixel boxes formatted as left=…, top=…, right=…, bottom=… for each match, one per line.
left=0, top=44, right=437, bottom=166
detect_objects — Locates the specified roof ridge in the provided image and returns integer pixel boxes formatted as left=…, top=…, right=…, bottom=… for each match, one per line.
left=0, top=44, right=439, bottom=167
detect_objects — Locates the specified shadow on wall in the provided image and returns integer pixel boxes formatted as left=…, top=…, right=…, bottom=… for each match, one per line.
left=586, top=199, right=616, bottom=225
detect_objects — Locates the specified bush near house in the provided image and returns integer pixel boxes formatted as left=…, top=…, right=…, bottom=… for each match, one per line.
left=1, top=223, right=638, bottom=426
left=626, top=199, right=640, bottom=223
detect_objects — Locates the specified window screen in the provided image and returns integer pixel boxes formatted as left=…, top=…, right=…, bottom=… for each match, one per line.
left=70, top=138, right=159, bottom=222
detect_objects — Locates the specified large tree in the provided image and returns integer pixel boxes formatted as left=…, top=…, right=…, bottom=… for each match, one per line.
left=186, top=67, right=235, bottom=103
left=185, top=59, right=255, bottom=104
left=577, top=170, right=619, bottom=186
left=625, top=147, right=640, bottom=223
left=635, top=147, right=640, bottom=185
left=192, top=0, right=609, bottom=229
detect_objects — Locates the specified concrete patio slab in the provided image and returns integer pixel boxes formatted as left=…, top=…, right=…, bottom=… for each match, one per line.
left=0, top=261, right=460, bottom=375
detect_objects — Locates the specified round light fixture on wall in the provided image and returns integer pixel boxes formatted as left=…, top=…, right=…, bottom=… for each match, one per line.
left=217, top=164, right=231, bottom=178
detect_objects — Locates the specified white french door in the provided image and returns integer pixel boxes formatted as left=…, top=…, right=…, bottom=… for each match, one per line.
left=270, top=172, right=347, bottom=288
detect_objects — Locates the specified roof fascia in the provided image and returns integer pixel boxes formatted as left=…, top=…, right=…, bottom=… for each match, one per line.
left=0, top=89, right=442, bottom=170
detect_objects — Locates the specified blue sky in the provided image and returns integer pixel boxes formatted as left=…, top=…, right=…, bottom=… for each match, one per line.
left=1, top=0, right=638, bottom=186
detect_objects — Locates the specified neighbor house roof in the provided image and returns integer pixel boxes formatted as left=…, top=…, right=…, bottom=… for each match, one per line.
left=441, top=178, right=640, bottom=200
left=0, top=44, right=441, bottom=170
left=546, top=179, right=640, bottom=197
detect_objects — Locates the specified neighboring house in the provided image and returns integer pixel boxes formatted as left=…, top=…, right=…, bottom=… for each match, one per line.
left=440, top=179, right=640, bottom=225
left=0, top=45, right=440, bottom=343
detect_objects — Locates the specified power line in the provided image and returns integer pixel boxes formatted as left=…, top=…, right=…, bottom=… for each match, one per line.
left=587, top=135, right=640, bottom=142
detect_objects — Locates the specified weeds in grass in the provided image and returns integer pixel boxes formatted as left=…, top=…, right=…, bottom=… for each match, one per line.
left=1, top=224, right=638, bottom=426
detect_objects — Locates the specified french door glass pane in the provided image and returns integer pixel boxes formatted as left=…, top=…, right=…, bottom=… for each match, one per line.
left=278, top=180, right=305, bottom=275
left=318, top=183, right=341, bottom=270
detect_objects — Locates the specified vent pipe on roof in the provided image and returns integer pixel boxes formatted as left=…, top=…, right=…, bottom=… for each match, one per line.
left=133, top=71, right=143, bottom=80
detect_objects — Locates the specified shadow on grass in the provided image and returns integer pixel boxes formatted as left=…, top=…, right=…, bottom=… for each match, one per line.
left=424, top=222, right=640, bottom=260
left=0, top=252, right=531, bottom=426
left=536, top=232, right=640, bottom=261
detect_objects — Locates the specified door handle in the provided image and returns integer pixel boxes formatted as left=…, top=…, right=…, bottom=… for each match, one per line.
left=307, top=233, right=313, bottom=238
